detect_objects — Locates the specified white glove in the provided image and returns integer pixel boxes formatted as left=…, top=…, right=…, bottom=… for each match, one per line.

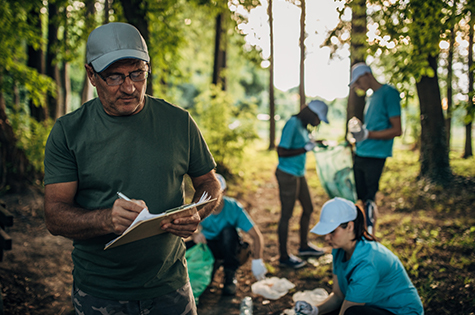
left=304, top=141, right=317, bottom=151
left=295, top=300, right=319, bottom=315
left=347, top=117, right=368, bottom=142
left=251, top=259, right=267, bottom=280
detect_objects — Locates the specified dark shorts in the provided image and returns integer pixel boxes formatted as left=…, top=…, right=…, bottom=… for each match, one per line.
left=353, top=155, right=386, bottom=202
left=72, top=282, right=197, bottom=315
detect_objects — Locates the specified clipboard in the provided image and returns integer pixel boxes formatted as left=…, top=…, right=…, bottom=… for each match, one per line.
left=104, top=196, right=216, bottom=250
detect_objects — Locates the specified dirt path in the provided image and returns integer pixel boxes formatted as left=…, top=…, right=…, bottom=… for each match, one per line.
left=0, top=169, right=335, bottom=315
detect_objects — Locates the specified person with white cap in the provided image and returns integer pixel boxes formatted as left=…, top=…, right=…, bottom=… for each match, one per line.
left=294, top=197, right=423, bottom=315
left=43, top=22, right=221, bottom=314
left=347, top=63, right=402, bottom=235
left=275, top=100, right=329, bottom=269
left=186, top=174, right=267, bottom=295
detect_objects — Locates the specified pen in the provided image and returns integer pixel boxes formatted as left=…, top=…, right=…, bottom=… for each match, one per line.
left=117, top=191, right=131, bottom=201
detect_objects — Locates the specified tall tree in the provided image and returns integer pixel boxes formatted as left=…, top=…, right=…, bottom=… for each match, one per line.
left=348, top=0, right=367, bottom=125
left=0, top=0, right=53, bottom=192
left=46, top=0, right=64, bottom=119
left=80, top=0, right=97, bottom=105
left=212, top=11, right=228, bottom=90
left=298, top=0, right=306, bottom=109
left=268, top=0, right=276, bottom=150
left=445, top=0, right=458, bottom=150
left=324, top=0, right=367, bottom=128
left=464, top=9, right=474, bottom=158
left=27, top=2, right=48, bottom=122
left=119, top=0, right=153, bottom=95
left=365, top=0, right=453, bottom=183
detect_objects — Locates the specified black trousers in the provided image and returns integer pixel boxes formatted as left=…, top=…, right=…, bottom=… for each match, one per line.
left=326, top=305, right=395, bottom=315
left=186, top=226, right=241, bottom=272
left=353, top=155, right=386, bottom=202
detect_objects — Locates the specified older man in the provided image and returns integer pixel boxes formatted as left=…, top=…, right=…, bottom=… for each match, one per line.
left=44, top=22, right=220, bottom=315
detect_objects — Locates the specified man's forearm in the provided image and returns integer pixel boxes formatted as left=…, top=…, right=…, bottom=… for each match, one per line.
left=191, top=172, right=221, bottom=221
left=45, top=202, right=111, bottom=240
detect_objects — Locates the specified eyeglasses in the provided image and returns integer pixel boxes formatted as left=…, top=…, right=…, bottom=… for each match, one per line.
left=94, top=69, right=150, bottom=86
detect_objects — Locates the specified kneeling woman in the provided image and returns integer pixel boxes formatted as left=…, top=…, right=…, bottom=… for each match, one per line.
left=295, top=197, right=424, bottom=315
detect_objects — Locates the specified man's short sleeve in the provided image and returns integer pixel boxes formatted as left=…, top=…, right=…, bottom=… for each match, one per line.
left=187, top=114, right=217, bottom=178
left=44, top=121, right=79, bottom=185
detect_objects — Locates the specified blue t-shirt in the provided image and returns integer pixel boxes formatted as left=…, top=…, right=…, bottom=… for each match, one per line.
left=356, top=84, right=401, bottom=158
left=332, top=239, right=424, bottom=315
left=200, top=196, right=254, bottom=240
left=277, top=116, right=309, bottom=177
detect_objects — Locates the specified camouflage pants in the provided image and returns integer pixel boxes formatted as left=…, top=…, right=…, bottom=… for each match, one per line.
left=72, top=282, right=197, bottom=315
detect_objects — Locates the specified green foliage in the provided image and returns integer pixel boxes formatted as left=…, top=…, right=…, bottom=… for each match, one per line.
left=191, top=85, right=258, bottom=175
left=8, top=111, right=54, bottom=174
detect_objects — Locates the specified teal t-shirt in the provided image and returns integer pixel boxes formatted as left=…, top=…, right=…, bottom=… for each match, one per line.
left=44, top=95, right=216, bottom=300
left=332, top=239, right=424, bottom=315
left=200, top=196, right=254, bottom=240
left=356, top=84, right=401, bottom=158
left=277, top=116, right=309, bottom=177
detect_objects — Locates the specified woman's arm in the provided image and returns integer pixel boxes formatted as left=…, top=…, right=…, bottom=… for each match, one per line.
left=315, top=275, right=344, bottom=314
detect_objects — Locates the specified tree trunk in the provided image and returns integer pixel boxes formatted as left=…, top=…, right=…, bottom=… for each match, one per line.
left=119, top=0, right=153, bottom=96
left=464, top=12, right=474, bottom=158
left=62, top=62, right=71, bottom=114
left=27, top=4, right=48, bottom=121
left=46, top=1, right=64, bottom=120
left=416, top=55, right=452, bottom=183
left=268, top=0, right=275, bottom=150
left=80, top=0, right=96, bottom=105
left=347, top=0, right=367, bottom=131
left=299, top=0, right=306, bottom=110
left=212, top=13, right=227, bottom=90
left=445, top=1, right=457, bottom=151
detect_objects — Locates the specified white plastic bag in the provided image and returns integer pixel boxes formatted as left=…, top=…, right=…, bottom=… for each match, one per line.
left=251, top=277, right=295, bottom=300
left=292, top=288, right=329, bottom=304
left=281, top=288, right=329, bottom=315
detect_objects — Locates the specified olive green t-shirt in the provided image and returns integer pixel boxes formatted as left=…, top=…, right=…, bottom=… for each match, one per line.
left=44, top=95, right=216, bottom=300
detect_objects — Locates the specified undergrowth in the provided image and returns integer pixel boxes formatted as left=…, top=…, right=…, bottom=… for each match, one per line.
left=232, top=142, right=475, bottom=314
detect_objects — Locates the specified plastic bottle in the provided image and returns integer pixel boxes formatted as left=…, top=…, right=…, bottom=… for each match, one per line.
left=239, top=296, right=253, bottom=315
left=348, top=117, right=361, bottom=133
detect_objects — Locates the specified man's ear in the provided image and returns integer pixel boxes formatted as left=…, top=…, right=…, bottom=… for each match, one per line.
left=84, top=64, right=97, bottom=87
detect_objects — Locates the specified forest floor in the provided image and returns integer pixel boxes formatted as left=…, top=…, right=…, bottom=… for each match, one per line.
left=0, top=148, right=474, bottom=314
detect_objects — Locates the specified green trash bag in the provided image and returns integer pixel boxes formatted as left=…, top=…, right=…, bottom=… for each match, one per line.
left=185, top=243, right=215, bottom=303
left=314, top=142, right=357, bottom=202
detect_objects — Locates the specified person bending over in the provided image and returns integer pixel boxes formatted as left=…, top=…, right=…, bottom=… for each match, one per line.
left=186, top=174, right=267, bottom=296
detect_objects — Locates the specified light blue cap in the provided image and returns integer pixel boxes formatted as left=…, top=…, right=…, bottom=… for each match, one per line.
left=86, top=22, right=150, bottom=72
left=311, top=197, right=357, bottom=235
left=215, top=174, right=227, bottom=191
left=349, top=63, right=372, bottom=86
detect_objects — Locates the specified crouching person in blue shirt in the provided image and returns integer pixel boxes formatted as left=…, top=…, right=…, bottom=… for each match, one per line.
left=295, top=197, right=424, bottom=315
left=186, top=174, right=267, bottom=296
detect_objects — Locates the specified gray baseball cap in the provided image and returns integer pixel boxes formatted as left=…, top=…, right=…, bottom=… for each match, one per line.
left=86, top=22, right=150, bottom=72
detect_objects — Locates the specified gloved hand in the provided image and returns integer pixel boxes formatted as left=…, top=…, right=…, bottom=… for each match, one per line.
left=347, top=117, right=368, bottom=142
left=304, top=141, right=317, bottom=151
left=251, top=258, right=267, bottom=280
left=294, top=300, right=319, bottom=315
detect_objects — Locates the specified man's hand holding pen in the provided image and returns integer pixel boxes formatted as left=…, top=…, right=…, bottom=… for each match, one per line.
left=112, top=192, right=147, bottom=235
